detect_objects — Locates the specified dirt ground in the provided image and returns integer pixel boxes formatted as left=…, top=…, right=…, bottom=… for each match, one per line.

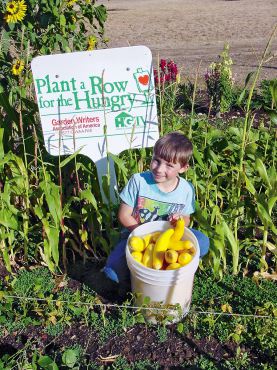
left=101, top=0, right=277, bottom=85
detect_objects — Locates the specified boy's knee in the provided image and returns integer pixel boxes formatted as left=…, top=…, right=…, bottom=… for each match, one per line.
left=189, top=228, right=210, bottom=258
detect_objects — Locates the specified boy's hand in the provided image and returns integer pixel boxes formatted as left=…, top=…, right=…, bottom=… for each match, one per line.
left=168, top=214, right=190, bottom=227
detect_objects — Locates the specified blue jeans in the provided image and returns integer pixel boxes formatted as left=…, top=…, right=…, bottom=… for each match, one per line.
left=103, top=229, right=210, bottom=283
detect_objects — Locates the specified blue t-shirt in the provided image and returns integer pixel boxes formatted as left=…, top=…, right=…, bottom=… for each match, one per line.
left=120, top=171, right=195, bottom=224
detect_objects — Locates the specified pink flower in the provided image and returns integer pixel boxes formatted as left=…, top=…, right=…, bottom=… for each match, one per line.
left=160, top=59, right=167, bottom=73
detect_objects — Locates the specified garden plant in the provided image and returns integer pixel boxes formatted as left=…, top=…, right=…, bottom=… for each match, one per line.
left=0, top=1, right=276, bottom=368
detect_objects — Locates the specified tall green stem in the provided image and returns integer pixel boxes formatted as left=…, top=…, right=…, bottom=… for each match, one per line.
left=234, top=24, right=277, bottom=241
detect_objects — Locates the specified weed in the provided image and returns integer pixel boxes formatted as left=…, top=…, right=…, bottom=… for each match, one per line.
left=112, top=355, right=132, bottom=370
left=177, top=80, right=195, bottom=110
left=132, top=359, right=160, bottom=370
left=256, top=79, right=277, bottom=109
left=12, top=268, right=54, bottom=298
left=88, top=309, right=123, bottom=344
left=190, top=355, right=218, bottom=370
left=192, top=271, right=277, bottom=315
left=44, top=322, right=65, bottom=337
left=156, top=324, right=168, bottom=343
left=224, top=346, right=251, bottom=369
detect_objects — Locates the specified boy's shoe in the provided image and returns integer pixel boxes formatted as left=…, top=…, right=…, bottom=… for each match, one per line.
left=102, top=266, right=119, bottom=283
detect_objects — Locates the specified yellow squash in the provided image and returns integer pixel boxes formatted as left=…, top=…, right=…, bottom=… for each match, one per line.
left=166, top=262, right=181, bottom=270
left=178, top=252, right=193, bottom=265
left=168, top=239, right=194, bottom=251
left=152, top=228, right=174, bottom=270
left=142, top=242, right=154, bottom=268
left=154, top=228, right=174, bottom=251
left=131, top=251, right=143, bottom=263
left=129, top=236, right=145, bottom=252
left=165, top=249, right=178, bottom=264
left=152, top=251, right=165, bottom=270
left=170, top=218, right=185, bottom=242
left=142, top=233, right=152, bottom=249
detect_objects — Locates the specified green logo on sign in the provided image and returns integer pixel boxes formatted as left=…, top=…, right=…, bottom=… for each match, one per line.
left=115, top=112, right=146, bottom=128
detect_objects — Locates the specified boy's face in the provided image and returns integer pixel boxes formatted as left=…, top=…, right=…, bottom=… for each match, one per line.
left=150, top=155, right=188, bottom=186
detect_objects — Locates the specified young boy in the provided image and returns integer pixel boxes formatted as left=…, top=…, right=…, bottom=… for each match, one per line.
left=103, top=131, right=209, bottom=284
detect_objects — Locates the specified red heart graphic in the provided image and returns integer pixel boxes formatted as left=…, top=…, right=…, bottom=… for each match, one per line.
left=138, top=75, right=149, bottom=85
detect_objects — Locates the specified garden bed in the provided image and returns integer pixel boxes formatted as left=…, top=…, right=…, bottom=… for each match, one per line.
left=1, top=261, right=276, bottom=369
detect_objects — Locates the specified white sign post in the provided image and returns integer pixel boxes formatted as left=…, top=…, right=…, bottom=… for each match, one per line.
left=31, top=46, right=159, bottom=202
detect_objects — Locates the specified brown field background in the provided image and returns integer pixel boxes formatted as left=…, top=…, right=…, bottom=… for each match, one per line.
left=101, top=0, right=277, bottom=85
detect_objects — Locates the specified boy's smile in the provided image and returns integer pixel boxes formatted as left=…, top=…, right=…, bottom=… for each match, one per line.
left=150, top=156, right=188, bottom=191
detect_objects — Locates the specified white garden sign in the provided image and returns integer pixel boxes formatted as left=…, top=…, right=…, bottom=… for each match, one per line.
left=31, top=46, right=159, bottom=202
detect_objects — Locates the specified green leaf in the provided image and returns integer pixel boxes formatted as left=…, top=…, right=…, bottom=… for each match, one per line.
left=243, top=173, right=256, bottom=196
left=256, top=158, right=271, bottom=189
left=38, top=356, right=58, bottom=370
left=193, top=202, right=213, bottom=232
left=0, top=210, right=19, bottom=230
left=257, top=201, right=277, bottom=235
left=268, top=195, right=277, bottom=215
left=244, top=71, right=255, bottom=88
left=0, top=93, right=19, bottom=124
left=52, top=6, right=59, bottom=17
left=59, top=14, right=66, bottom=27
left=62, top=349, right=78, bottom=368
left=214, top=224, right=227, bottom=271
left=266, top=108, right=277, bottom=125
left=237, top=88, right=246, bottom=106
left=94, top=5, right=107, bottom=27
left=143, top=296, right=151, bottom=305
left=80, top=189, right=98, bottom=210
left=1, top=246, right=12, bottom=273
left=269, top=79, right=277, bottom=106
left=222, top=221, right=239, bottom=274
left=177, top=322, right=184, bottom=334
left=0, top=129, right=4, bottom=160
left=59, top=146, right=84, bottom=168
left=108, top=152, right=128, bottom=183
left=40, top=180, right=62, bottom=227
left=193, top=147, right=204, bottom=168
left=48, top=226, right=60, bottom=266
left=42, top=238, right=55, bottom=273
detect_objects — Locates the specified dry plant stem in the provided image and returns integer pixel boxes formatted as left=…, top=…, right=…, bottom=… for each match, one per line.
left=189, top=61, right=201, bottom=139
left=18, top=27, right=30, bottom=261
left=234, top=24, right=277, bottom=244
left=157, top=53, right=163, bottom=135
left=33, top=126, right=38, bottom=186
left=101, top=69, right=111, bottom=205
left=273, top=129, right=276, bottom=169
left=57, top=106, right=66, bottom=272
left=73, top=123, right=81, bottom=194
left=72, top=120, right=86, bottom=263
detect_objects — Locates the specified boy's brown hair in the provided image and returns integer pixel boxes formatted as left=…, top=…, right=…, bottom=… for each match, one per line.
left=153, top=132, right=193, bottom=167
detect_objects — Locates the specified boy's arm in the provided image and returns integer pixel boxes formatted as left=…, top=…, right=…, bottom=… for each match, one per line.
left=118, top=202, right=140, bottom=232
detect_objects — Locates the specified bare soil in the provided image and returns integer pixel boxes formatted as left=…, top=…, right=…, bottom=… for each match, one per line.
left=101, top=0, right=277, bottom=85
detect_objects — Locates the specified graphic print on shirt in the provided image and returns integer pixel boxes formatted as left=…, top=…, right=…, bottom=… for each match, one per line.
left=133, top=196, right=186, bottom=224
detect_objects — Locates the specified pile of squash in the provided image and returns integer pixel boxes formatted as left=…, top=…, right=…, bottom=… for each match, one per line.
left=128, top=219, right=195, bottom=270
